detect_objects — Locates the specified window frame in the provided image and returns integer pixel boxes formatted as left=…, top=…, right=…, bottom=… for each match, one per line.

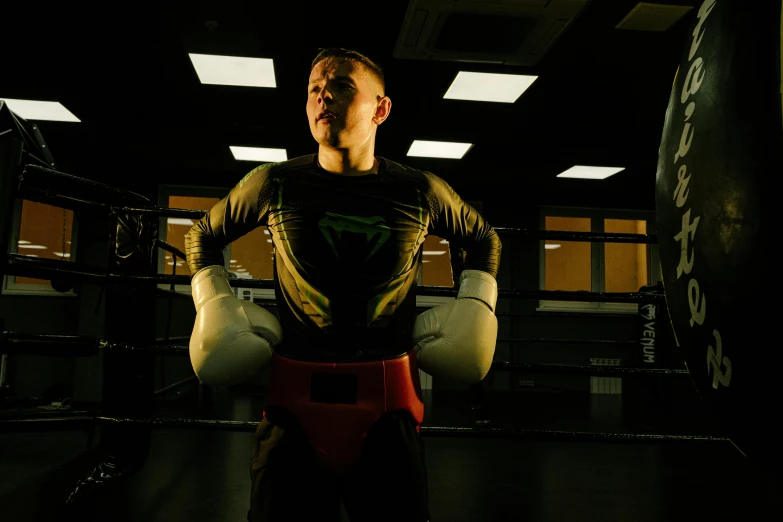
left=2, top=198, right=80, bottom=296
left=537, top=206, right=659, bottom=314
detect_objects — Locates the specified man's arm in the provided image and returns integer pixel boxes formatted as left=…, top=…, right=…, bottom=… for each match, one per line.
left=185, top=165, right=274, bottom=274
left=183, top=165, right=282, bottom=387
left=423, top=171, right=501, bottom=282
left=411, top=172, right=501, bottom=384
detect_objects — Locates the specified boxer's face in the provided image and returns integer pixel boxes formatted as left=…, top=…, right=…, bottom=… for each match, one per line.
left=307, top=58, right=390, bottom=150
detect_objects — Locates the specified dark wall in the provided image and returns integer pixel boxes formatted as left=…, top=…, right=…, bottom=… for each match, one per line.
left=0, top=215, right=110, bottom=402
left=0, top=295, right=80, bottom=399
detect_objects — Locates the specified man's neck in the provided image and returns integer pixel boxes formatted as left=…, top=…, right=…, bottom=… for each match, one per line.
left=317, top=148, right=378, bottom=176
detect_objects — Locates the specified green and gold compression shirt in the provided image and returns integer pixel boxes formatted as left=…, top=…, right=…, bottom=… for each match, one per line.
left=186, top=154, right=501, bottom=362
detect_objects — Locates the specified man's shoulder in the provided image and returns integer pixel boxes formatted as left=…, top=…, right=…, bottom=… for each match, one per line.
left=234, top=154, right=314, bottom=190
left=380, top=156, right=440, bottom=186
left=259, top=154, right=316, bottom=176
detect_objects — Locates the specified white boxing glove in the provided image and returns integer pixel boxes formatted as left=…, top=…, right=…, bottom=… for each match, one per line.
left=189, top=265, right=282, bottom=386
left=413, top=269, right=498, bottom=384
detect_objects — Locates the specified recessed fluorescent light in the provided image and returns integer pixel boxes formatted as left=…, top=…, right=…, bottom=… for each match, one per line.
left=0, top=98, right=80, bottom=122
left=18, top=244, right=46, bottom=249
left=444, top=71, right=537, bottom=103
left=188, top=54, right=276, bottom=88
left=235, top=268, right=247, bottom=272
left=545, top=244, right=562, bottom=250
left=18, top=240, right=30, bottom=244
left=616, top=3, right=694, bottom=32
left=167, top=262, right=184, bottom=266
left=439, top=239, right=449, bottom=244
left=423, top=251, right=446, bottom=255
left=556, top=165, right=625, bottom=180
left=407, top=140, right=473, bottom=159
left=230, top=146, right=288, bottom=162
left=422, top=260, right=430, bottom=263
left=230, top=260, right=237, bottom=263
left=266, top=239, right=272, bottom=243
left=167, top=218, right=194, bottom=226
left=53, top=252, right=71, bottom=257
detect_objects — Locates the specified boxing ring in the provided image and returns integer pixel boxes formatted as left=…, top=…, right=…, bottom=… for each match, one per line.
left=0, top=97, right=736, bottom=508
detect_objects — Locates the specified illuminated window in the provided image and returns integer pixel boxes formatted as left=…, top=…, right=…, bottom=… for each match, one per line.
left=420, top=235, right=453, bottom=287
left=544, top=216, right=591, bottom=292
left=227, top=224, right=274, bottom=282
left=4, top=200, right=76, bottom=293
left=539, top=208, right=656, bottom=313
left=164, top=196, right=220, bottom=276
left=604, top=219, right=648, bottom=293
left=417, top=200, right=483, bottom=308
left=164, top=195, right=273, bottom=282
left=159, top=189, right=276, bottom=300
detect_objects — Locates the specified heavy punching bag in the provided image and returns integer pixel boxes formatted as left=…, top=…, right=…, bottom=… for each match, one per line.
left=656, top=0, right=783, bottom=467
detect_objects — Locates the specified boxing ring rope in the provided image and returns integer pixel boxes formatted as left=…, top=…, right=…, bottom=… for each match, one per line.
left=4, top=253, right=664, bottom=303
left=493, top=227, right=658, bottom=244
left=17, top=164, right=203, bottom=218
left=153, top=376, right=199, bottom=398
left=10, top=164, right=666, bottom=301
left=1, top=152, right=709, bottom=454
left=0, top=414, right=729, bottom=443
left=0, top=326, right=665, bottom=366
left=155, top=239, right=187, bottom=263
left=0, top=331, right=689, bottom=376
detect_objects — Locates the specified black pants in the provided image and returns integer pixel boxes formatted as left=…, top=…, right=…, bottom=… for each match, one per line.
left=248, top=409, right=430, bottom=522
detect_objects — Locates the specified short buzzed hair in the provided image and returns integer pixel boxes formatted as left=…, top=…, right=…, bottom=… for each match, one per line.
left=310, top=47, right=386, bottom=95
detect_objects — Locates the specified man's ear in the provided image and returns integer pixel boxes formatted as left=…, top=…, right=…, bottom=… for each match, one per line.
left=374, top=96, right=392, bottom=124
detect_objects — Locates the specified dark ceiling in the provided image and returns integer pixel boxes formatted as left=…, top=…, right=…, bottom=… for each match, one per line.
left=2, top=0, right=700, bottom=212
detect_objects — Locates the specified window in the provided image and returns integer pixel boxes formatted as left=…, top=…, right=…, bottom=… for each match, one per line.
left=539, top=207, right=658, bottom=313
left=163, top=196, right=220, bottom=277
left=543, top=216, right=591, bottom=292
left=416, top=234, right=454, bottom=308
left=604, top=218, right=648, bottom=293
left=227, top=219, right=274, bottom=283
left=420, top=235, right=453, bottom=287
left=158, top=187, right=275, bottom=300
left=417, top=199, right=482, bottom=307
left=3, top=199, right=77, bottom=295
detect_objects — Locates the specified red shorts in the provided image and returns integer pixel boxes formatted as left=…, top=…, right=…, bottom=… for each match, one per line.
left=263, top=350, right=425, bottom=477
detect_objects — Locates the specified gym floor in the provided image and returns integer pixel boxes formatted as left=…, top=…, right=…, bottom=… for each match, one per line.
left=1, top=387, right=780, bottom=522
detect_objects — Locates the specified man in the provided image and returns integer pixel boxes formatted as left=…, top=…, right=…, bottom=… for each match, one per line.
left=185, top=48, right=501, bottom=522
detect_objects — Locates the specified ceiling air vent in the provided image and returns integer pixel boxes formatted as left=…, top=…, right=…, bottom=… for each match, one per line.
left=393, top=0, right=592, bottom=66
left=615, top=2, right=694, bottom=32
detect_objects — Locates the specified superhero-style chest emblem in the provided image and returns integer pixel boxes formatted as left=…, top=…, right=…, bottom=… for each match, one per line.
left=318, top=212, right=391, bottom=262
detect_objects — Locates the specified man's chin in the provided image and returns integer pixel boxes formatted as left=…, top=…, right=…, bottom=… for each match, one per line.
left=313, top=133, right=345, bottom=149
